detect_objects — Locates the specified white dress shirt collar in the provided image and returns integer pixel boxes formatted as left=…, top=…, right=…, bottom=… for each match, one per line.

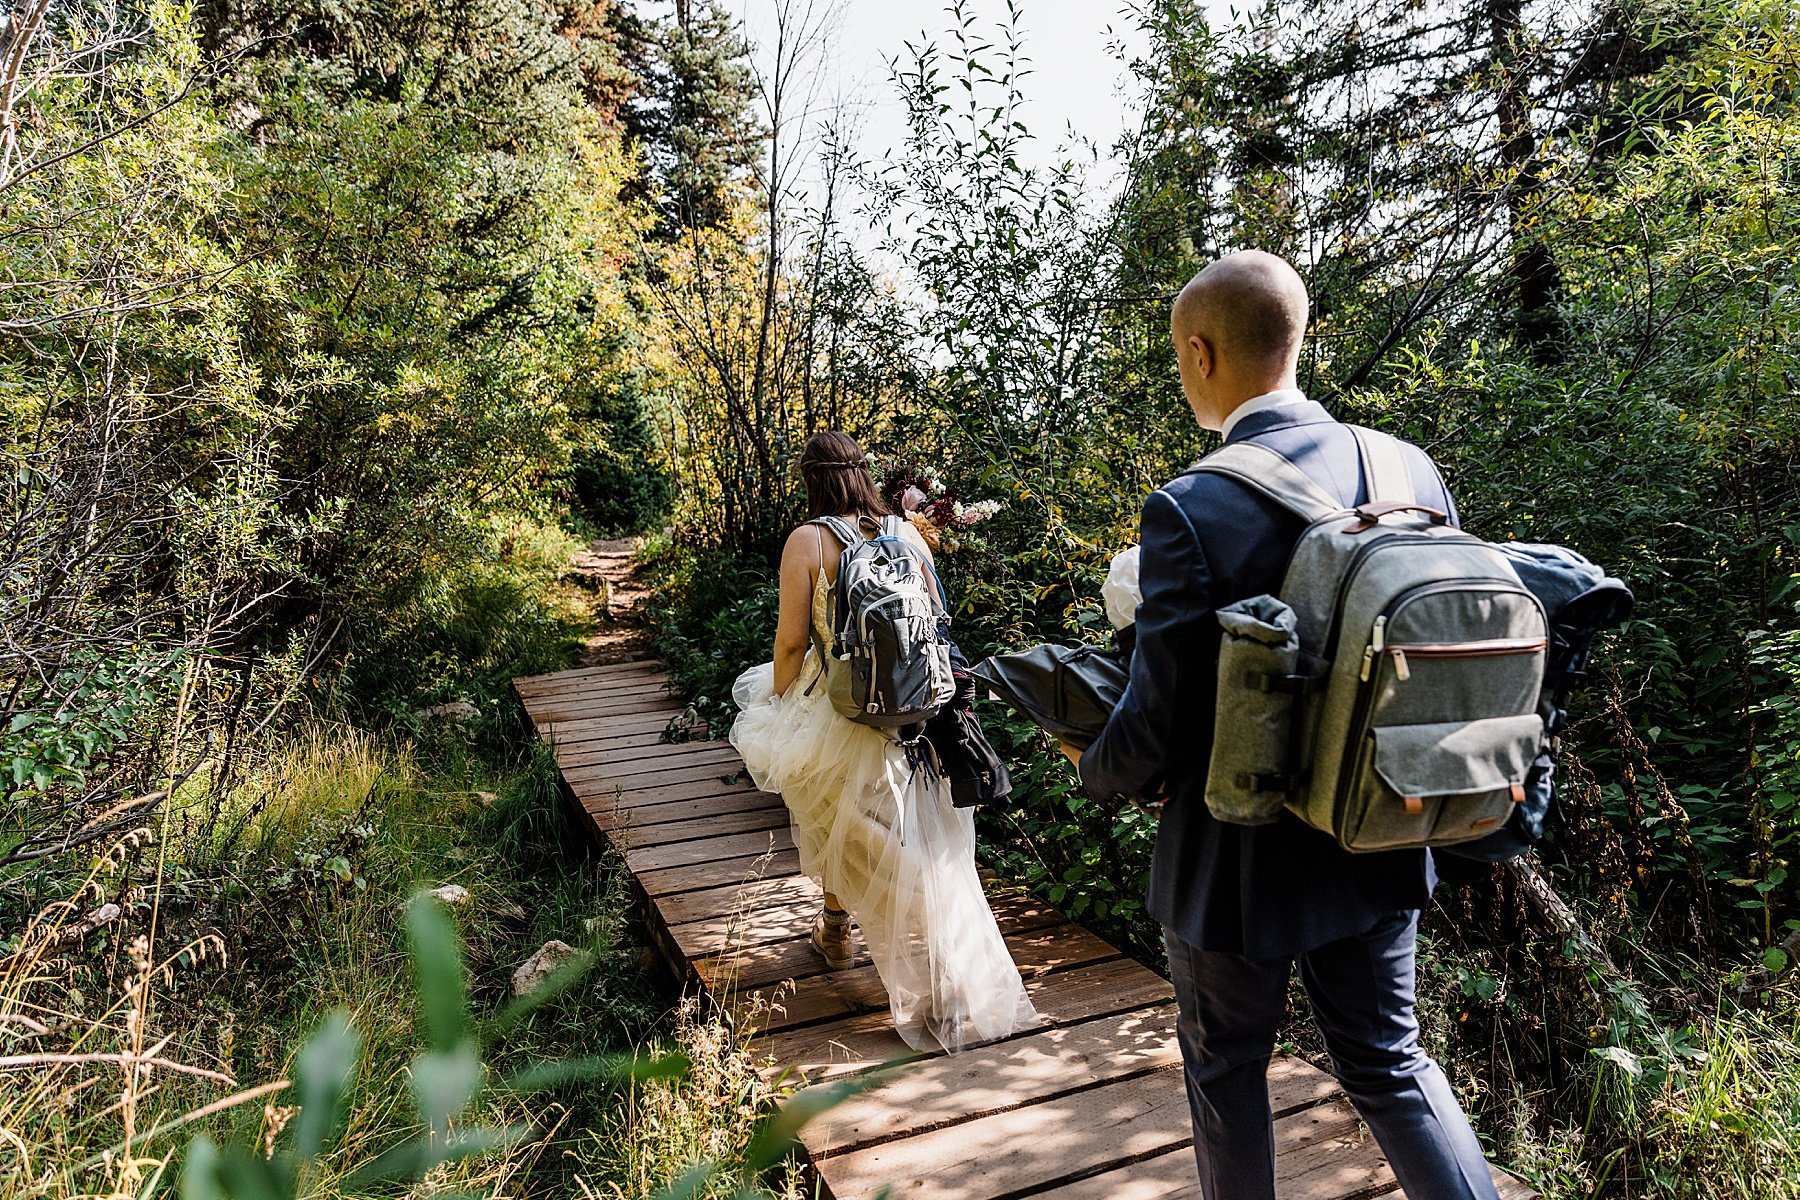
left=1220, top=387, right=1310, bottom=441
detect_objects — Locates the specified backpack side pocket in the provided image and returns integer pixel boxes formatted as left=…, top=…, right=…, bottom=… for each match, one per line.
left=1205, top=595, right=1307, bottom=825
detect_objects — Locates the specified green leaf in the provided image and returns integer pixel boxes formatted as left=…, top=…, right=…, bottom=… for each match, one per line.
left=287, top=1012, right=359, bottom=1163
left=1591, top=1045, right=1642, bottom=1078
left=1762, top=947, right=1789, bottom=973
left=411, top=1044, right=483, bottom=1135
left=740, top=1067, right=902, bottom=1175
left=214, top=1146, right=286, bottom=1200
left=180, top=1136, right=222, bottom=1200
left=407, top=892, right=468, bottom=1053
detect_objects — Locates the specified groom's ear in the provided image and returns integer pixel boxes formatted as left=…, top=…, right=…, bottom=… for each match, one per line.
left=1191, top=332, right=1215, bottom=379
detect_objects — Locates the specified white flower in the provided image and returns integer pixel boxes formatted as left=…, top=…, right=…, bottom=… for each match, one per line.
left=959, top=498, right=1001, bottom=525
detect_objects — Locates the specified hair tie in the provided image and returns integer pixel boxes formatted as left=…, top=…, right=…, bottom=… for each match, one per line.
left=805, top=458, right=867, bottom=472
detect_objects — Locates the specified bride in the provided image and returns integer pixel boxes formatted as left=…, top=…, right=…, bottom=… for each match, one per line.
left=729, top=431, right=1038, bottom=1053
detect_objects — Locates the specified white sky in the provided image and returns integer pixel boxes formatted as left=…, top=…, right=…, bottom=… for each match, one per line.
left=724, top=0, right=1157, bottom=189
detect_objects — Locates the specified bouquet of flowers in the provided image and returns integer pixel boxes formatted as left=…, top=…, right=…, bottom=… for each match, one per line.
left=878, top=460, right=1001, bottom=553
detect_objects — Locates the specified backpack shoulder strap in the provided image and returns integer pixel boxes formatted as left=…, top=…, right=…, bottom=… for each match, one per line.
left=1348, top=426, right=1416, bottom=504
left=811, top=515, right=861, bottom=548
left=1186, top=441, right=1347, bottom=524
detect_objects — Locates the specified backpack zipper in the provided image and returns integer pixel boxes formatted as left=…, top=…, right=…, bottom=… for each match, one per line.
left=1373, top=636, right=1548, bottom=683
left=1316, top=529, right=1484, bottom=665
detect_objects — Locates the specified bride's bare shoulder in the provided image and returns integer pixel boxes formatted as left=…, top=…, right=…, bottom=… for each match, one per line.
left=782, top=521, right=827, bottom=570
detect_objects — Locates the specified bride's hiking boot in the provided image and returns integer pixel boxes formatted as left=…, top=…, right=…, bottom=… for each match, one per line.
left=810, top=906, right=854, bottom=971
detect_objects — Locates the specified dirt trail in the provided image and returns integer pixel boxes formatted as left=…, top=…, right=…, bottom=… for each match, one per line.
left=570, top=536, right=655, bottom=665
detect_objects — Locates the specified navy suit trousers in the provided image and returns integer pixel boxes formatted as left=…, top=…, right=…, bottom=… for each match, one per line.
left=1163, top=911, right=1500, bottom=1200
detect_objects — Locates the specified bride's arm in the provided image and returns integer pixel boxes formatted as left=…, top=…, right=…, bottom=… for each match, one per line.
left=771, top=526, right=821, bottom=697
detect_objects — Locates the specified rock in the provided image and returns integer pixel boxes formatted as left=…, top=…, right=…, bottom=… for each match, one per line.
left=421, top=884, right=470, bottom=906
left=512, top=940, right=580, bottom=996
left=416, top=700, right=479, bottom=723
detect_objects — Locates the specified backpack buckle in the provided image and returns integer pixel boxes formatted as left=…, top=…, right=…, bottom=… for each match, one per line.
left=1243, top=670, right=1317, bottom=696
left=1234, top=771, right=1301, bottom=795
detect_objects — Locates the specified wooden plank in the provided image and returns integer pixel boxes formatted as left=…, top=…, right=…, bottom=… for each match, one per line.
left=1268, top=1100, right=1394, bottom=1198
left=665, top=888, right=819, bottom=958
left=1494, top=1173, right=1542, bottom=1199
left=540, top=695, right=688, bottom=723
left=552, top=737, right=734, bottom=769
left=523, top=665, right=668, bottom=691
left=560, top=746, right=746, bottom=780
left=658, top=873, right=820, bottom=928
left=563, top=757, right=752, bottom=792
left=519, top=675, right=668, bottom=705
left=608, top=805, right=791, bottom=849
left=529, top=689, right=687, bottom=722
left=586, top=788, right=781, bottom=828
left=811, top=1046, right=1348, bottom=1199
left=515, top=661, right=663, bottom=692
left=624, top=827, right=796, bottom=875
left=675, top=885, right=1108, bottom=971
left=529, top=713, right=704, bottom=745
left=815, top=1065, right=1193, bottom=1200
left=637, top=849, right=804, bottom=898
left=755, top=956, right=1174, bottom=1083
left=749, top=923, right=1121, bottom=1036
left=819, top=1057, right=1361, bottom=1200
left=804, top=1004, right=1185, bottom=1158
left=698, top=892, right=1065, bottom=992
left=525, top=698, right=687, bottom=726
left=574, top=778, right=766, bottom=814
left=1029, top=1092, right=1529, bottom=1200
left=525, top=677, right=674, bottom=707
left=1017, top=1099, right=1365, bottom=1200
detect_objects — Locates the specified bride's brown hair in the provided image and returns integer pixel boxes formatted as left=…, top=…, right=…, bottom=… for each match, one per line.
left=799, top=431, right=889, bottom=522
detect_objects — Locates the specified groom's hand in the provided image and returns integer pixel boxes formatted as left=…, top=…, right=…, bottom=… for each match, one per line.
left=1058, top=742, right=1082, bottom=769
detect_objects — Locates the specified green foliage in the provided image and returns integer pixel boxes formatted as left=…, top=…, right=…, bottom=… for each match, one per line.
left=178, top=894, right=687, bottom=1199
left=972, top=710, right=1161, bottom=961
left=639, top=1, right=1800, bottom=1194
left=570, top=367, right=675, bottom=534
left=642, top=536, right=780, bottom=733
left=614, top=0, right=764, bottom=237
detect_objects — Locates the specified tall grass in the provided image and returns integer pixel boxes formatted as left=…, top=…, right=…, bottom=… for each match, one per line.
left=5, top=722, right=807, bottom=1198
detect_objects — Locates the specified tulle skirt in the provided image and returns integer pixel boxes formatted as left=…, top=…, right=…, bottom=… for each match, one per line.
left=729, top=656, right=1039, bottom=1053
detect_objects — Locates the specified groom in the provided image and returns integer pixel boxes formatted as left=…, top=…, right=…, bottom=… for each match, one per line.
left=1069, top=251, right=1501, bottom=1200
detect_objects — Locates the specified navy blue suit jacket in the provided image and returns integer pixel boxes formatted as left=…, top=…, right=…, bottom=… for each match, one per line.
left=1080, top=398, right=1459, bottom=960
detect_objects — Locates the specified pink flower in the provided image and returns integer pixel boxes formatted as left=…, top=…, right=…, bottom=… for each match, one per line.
left=901, top=485, right=928, bottom=513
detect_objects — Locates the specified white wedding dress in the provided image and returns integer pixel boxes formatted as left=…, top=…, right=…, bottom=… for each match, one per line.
left=729, top=561, right=1038, bottom=1053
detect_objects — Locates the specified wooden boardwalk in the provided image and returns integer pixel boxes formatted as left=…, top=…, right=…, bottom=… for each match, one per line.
left=515, top=658, right=1537, bottom=1200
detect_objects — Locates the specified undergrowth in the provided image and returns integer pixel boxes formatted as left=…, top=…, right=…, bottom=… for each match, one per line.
left=4, top=519, right=802, bottom=1199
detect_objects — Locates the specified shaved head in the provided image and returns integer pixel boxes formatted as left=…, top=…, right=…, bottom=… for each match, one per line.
left=1172, top=251, right=1310, bottom=369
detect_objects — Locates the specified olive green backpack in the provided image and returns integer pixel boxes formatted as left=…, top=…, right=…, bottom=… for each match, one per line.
left=1194, top=428, right=1550, bottom=853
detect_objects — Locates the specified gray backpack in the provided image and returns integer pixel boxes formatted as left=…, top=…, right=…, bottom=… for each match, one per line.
left=1193, top=428, right=1550, bottom=853
left=811, top=515, right=955, bottom=737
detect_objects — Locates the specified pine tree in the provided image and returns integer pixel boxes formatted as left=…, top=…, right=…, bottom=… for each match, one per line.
left=1114, top=0, right=1672, bottom=388
left=612, top=0, right=763, bottom=237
